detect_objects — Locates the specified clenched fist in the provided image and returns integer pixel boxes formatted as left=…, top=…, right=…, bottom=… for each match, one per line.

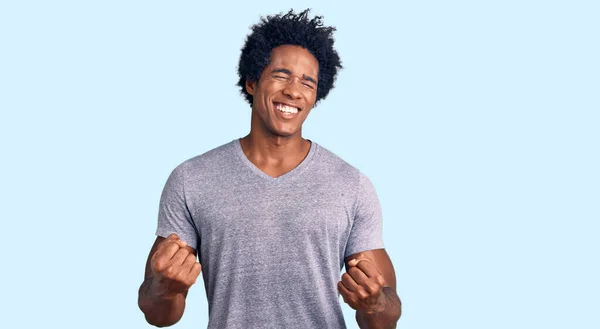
left=150, top=233, right=202, bottom=297
left=338, top=258, right=387, bottom=314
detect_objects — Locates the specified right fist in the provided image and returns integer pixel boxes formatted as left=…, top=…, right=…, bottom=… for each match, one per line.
left=150, top=233, right=202, bottom=296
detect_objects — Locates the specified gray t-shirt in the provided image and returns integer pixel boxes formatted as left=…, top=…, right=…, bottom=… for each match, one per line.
left=156, top=139, right=384, bottom=329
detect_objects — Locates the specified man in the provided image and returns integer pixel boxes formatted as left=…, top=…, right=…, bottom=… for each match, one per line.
left=138, top=9, right=401, bottom=329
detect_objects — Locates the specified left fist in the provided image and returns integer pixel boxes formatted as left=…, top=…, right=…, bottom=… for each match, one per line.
left=338, top=258, right=387, bottom=314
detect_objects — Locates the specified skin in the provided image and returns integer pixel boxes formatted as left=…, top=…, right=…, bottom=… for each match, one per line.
left=342, top=250, right=402, bottom=329
left=240, top=44, right=319, bottom=178
left=138, top=234, right=200, bottom=327
left=138, top=44, right=401, bottom=328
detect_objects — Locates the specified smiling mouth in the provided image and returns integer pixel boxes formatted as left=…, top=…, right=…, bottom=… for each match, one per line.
left=274, top=102, right=300, bottom=114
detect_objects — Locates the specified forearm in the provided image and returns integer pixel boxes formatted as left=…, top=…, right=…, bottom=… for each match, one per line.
left=138, top=277, right=187, bottom=327
left=356, top=287, right=402, bottom=329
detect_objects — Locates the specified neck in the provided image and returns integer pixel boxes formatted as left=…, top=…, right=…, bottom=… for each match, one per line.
left=238, top=110, right=312, bottom=178
left=240, top=130, right=309, bottom=163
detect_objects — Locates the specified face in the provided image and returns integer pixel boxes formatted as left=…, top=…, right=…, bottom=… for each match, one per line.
left=246, top=45, right=319, bottom=138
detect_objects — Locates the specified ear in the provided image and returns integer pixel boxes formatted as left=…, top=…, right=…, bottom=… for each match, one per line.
left=245, top=80, right=256, bottom=95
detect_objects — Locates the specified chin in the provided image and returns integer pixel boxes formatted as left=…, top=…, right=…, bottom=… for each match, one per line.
left=272, top=131, right=297, bottom=138
left=270, top=126, right=299, bottom=138
left=266, top=121, right=296, bottom=136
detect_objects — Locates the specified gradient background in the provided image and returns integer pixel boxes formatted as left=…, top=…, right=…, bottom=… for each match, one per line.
left=1, top=1, right=598, bottom=328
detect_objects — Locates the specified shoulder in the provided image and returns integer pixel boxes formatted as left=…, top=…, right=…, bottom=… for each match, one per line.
left=312, top=143, right=380, bottom=201
left=311, top=142, right=367, bottom=187
left=171, top=140, right=238, bottom=178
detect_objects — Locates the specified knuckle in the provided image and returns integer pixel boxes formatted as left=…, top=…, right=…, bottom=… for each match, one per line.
left=357, top=290, right=369, bottom=300
left=177, top=273, right=188, bottom=284
left=152, top=259, right=166, bottom=271
left=165, top=266, right=176, bottom=277
left=348, top=268, right=360, bottom=276
left=367, top=283, right=380, bottom=295
left=192, top=263, right=201, bottom=273
left=179, top=250, right=190, bottom=259
left=341, top=274, right=353, bottom=285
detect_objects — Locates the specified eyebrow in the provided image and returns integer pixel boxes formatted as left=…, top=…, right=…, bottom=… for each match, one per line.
left=271, top=68, right=317, bottom=85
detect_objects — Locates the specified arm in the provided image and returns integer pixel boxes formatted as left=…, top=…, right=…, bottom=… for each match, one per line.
left=138, top=234, right=201, bottom=327
left=338, top=249, right=402, bottom=329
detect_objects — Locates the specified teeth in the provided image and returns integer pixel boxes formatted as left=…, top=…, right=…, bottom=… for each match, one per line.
left=276, top=103, right=299, bottom=114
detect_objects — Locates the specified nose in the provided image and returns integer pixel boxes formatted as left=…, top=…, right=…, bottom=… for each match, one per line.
left=282, top=78, right=302, bottom=99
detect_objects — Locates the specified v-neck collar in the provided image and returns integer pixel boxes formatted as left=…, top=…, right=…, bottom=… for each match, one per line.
left=232, top=138, right=318, bottom=183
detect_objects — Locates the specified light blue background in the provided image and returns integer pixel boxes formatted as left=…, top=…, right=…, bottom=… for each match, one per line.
left=1, top=0, right=598, bottom=328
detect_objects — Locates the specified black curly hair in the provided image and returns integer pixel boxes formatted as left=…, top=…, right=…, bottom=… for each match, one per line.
left=237, top=9, right=343, bottom=107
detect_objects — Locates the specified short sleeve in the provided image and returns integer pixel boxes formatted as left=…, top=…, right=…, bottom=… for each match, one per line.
left=155, top=163, right=199, bottom=249
left=344, top=173, right=385, bottom=258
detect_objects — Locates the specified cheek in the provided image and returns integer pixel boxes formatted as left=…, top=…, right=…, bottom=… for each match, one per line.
left=261, top=85, right=280, bottom=102
left=306, top=92, right=317, bottom=106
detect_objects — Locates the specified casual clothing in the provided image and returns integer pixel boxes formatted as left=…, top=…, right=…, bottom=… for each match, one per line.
left=156, top=139, right=384, bottom=329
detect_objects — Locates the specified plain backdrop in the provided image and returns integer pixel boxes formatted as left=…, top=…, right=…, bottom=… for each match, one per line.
left=1, top=1, right=598, bottom=328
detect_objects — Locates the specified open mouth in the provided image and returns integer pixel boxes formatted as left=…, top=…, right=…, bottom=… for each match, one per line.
left=274, top=102, right=300, bottom=114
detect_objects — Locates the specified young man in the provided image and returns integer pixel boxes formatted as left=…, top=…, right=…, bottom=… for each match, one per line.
left=138, top=9, right=401, bottom=329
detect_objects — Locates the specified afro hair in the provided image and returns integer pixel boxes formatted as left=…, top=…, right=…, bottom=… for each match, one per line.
left=237, top=9, right=343, bottom=107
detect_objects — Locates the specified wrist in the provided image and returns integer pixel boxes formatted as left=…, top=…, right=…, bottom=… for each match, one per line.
left=149, top=277, right=182, bottom=299
left=357, top=287, right=401, bottom=329
left=362, top=291, right=391, bottom=316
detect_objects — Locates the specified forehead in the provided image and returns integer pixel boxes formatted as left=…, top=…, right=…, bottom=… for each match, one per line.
left=266, top=45, right=319, bottom=78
